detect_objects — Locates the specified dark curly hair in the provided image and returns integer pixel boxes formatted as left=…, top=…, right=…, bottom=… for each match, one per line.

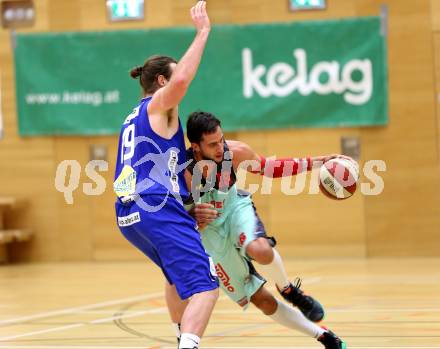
left=187, top=111, right=221, bottom=144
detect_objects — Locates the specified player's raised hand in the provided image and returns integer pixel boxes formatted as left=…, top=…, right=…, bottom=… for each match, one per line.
left=190, top=1, right=211, bottom=33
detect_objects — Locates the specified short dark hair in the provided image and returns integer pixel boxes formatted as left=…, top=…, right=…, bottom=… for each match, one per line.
left=130, top=55, right=177, bottom=94
left=187, top=111, right=221, bottom=144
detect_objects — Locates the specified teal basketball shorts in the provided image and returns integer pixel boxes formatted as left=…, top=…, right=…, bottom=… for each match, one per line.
left=201, top=193, right=275, bottom=308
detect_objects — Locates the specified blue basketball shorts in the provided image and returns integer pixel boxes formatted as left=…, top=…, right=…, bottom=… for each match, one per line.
left=115, top=195, right=218, bottom=300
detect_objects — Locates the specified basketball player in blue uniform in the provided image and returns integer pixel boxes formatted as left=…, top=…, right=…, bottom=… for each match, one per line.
left=113, top=3, right=218, bottom=349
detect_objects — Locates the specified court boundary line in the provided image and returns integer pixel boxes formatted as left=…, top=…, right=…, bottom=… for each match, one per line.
left=4, top=303, right=440, bottom=342
left=0, top=345, right=440, bottom=349
left=0, top=293, right=163, bottom=327
left=0, top=306, right=168, bottom=342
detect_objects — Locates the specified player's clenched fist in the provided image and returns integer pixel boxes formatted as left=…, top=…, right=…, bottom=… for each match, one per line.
left=194, top=203, right=219, bottom=230
left=191, top=1, right=211, bottom=33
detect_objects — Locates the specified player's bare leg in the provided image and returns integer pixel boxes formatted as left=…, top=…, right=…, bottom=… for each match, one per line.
left=165, top=282, right=218, bottom=348
left=246, top=237, right=325, bottom=322
left=165, top=282, right=189, bottom=343
left=246, top=237, right=274, bottom=264
left=178, top=287, right=218, bottom=348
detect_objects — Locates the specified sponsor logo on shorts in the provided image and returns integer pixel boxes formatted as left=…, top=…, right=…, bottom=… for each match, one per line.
left=118, top=212, right=141, bottom=227
left=209, top=200, right=224, bottom=209
left=237, top=296, right=249, bottom=307
left=215, top=263, right=235, bottom=292
left=238, top=232, right=246, bottom=247
left=208, top=257, right=217, bottom=280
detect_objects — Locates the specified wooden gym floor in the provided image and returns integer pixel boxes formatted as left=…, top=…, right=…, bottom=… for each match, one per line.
left=0, top=258, right=439, bottom=349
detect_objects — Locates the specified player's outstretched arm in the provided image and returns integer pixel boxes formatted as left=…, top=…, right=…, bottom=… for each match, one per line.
left=149, top=1, right=211, bottom=113
left=228, top=140, right=261, bottom=170
left=229, top=140, right=350, bottom=177
left=253, top=154, right=351, bottom=177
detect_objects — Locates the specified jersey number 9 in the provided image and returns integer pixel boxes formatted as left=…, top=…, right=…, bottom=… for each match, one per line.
left=121, top=124, right=135, bottom=164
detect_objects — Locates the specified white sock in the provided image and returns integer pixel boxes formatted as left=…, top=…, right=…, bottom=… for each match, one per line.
left=179, top=333, right=200, bottom=349
left=269, top=299, right=326, bottom=339
left=259, top=248, right=290, bottom=290
left=172, top=322, right=181, bottom=340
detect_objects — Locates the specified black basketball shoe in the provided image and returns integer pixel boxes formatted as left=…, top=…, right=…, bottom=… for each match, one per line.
left=318, top=329, right=346, bottom=349
left=279, top=277, right=325, bottom=322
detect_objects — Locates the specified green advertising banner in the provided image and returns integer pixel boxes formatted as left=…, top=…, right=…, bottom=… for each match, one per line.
left=15, top=17, right=388, bottom=136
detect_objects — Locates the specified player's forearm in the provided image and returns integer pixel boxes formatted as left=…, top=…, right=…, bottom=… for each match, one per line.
left=309, top=156, right=327, bottom=167
left=250, top=155, right=342, bottom=178
left=254, top=156, right=312, bottom=177
left=231, top=140, right=332, bottom=177
left=171, top=29, right=210, bottom=89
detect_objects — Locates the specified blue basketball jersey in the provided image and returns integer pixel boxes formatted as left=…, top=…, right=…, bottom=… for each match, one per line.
left=114, top=97, right=189, bottom=203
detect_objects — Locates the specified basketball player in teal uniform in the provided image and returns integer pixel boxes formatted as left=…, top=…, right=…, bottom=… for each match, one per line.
left=113, top=3, right=219, bottom=349
left=166, top=111, right=347, bottom=349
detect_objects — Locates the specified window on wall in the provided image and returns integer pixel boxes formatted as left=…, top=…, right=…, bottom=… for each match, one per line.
left=106, top=0, right=144, bottom=22
left=1, top=0, right=35, bottom=29
left=289, top=0, right=326, bottom=11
